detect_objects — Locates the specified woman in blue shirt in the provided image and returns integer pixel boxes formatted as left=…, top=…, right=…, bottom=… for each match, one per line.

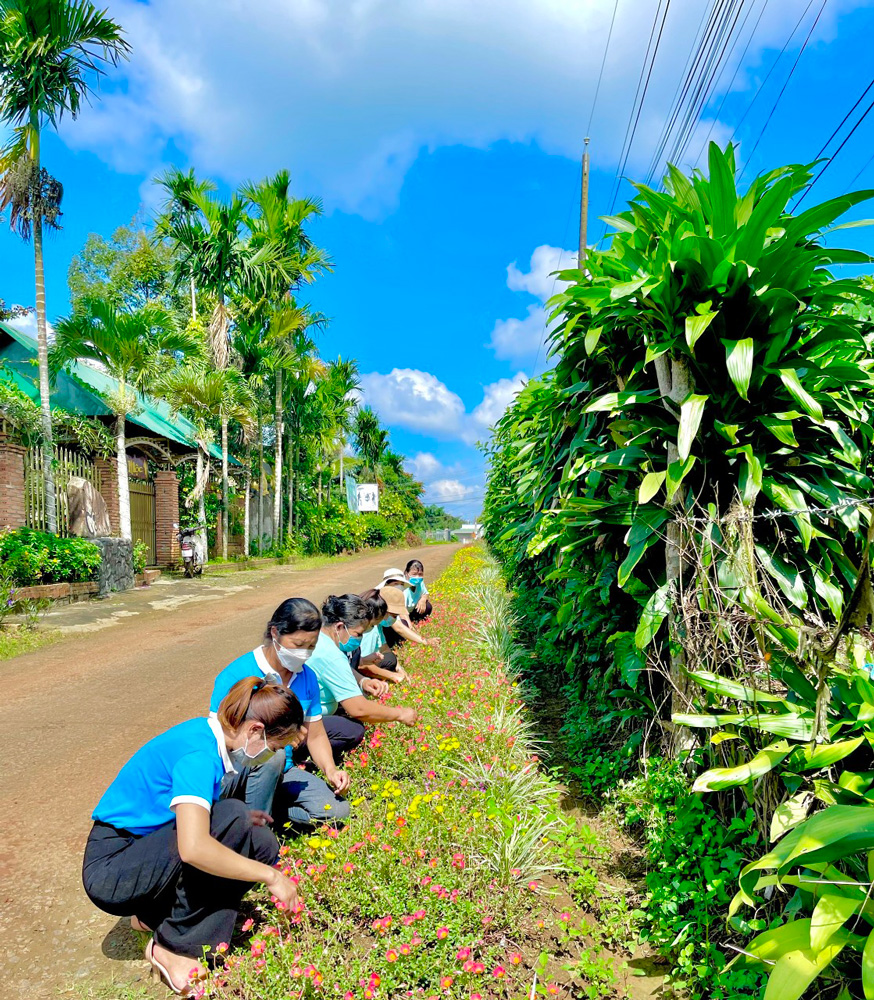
left=405, top=559, right=433, bottom=621
left=83, top=678, right=304, bottom=995
left=210, top=597, right=352, bottom=827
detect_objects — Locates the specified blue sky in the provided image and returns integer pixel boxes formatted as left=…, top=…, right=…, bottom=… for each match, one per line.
left=3, top=0, right=874, bottom=520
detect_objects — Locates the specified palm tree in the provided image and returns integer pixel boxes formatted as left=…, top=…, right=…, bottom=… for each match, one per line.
left=51, top=298, right=189, bottom=539
left=162, top=189, right=292, bottom=559
left=153, top=167, right=216, bottom=321
left=353, top=406, right=389, bottom=480
left=155, top=362, right=255, bottom=559
left=0, top=0, right=130, bottom=534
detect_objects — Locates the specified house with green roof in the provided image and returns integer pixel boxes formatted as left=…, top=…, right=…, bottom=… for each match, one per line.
left=0, top=320, right=230, bottom=566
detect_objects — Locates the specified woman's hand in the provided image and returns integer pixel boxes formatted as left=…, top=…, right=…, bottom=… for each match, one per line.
left=266, top=869, right=301, bottom=911
left=425, top=637, right=440, bottom=647
left=416, top=597, right=428, bottom=614
left=327, top=768, right=351, bottom=795
left=361, top=677, right=389, bottom=698
left=396, top=706, right=418, bottom=726
left=249, top=809, right=274, bottom=827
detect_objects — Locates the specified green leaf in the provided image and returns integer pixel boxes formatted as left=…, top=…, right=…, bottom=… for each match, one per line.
left=771, top=793, right=811, bottom=842
left=584, top=326, right=602, bottom=355
left=638, top=471, right=666, bottom=504
left=677, top=393, right=708, bottom=462
left=756, top=544, right=808, bottom=609
left=688, top=670, right=785, bottom=704
left=608, top=631, right=646, bottom=689
left=635, top=583, right=670, bottom=649
left=725, top=338, right=754, bottom=400
left=798, top=737, right=864, bottom=772
left=759, top=416, right=799, bottom=448
left=610, top=276, right=648, bottom=300
left=764, top=934, right=851, bottom=1000
left=685, top=310, right=717, bottom=351
left=692, top=740, right=791, bottom=793
left=666, top=455, right=696, bottom=502
left=584, top=390, right=658, bottom=413
left=714, top=420, right=739, bottom=444
left=863, top=926, right=874, bottom=1000
left=779, top=369, right=824, bottom=423
left=810, top=892, right=861, bottom=950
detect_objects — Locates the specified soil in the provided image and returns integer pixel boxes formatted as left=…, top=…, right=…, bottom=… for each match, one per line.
left=0, top=543, right=462, bottom=1000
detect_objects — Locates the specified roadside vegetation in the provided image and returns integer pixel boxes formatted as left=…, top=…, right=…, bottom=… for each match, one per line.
left=483, top=144, right=874, bottom=999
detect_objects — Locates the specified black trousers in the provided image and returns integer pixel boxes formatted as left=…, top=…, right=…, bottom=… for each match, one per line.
left=293, top=712, right=365, bottom=767
left=380, top=649, right=399, bottom=671
left=82, top=799, right=278, bottom=959
left=409, top=599, right=433, bottom=623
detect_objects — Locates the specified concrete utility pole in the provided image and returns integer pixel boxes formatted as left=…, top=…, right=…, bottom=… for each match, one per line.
left=579, top=137, right=590, bottom=270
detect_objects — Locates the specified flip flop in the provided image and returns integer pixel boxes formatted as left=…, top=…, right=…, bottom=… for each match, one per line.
left=145, top=937, right=193, bottom=996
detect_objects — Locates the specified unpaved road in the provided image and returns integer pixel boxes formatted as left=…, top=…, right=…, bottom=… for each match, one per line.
left=0, top=544, right=461, bottom=999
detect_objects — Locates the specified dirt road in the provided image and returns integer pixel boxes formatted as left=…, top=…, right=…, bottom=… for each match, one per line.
left=0, top=544, right=461, bottom=999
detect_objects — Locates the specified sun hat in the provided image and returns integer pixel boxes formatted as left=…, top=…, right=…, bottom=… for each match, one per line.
left=377, top=567, right=412, bottom=588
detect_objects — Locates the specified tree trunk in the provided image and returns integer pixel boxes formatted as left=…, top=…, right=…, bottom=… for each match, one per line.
left=243, top=444, right=251, bottom=558
left=116, top=411, right=132, bottom=540
left=190, top=275, right=197, bottom=321
left=221, top=416, right=229, bottom=561
left=340, top=446, right=344, bottom=487
left=273, top=371, right=283, bottom=546
left=257, top=412, right=264, bottom=554
left=196, top=448, right=208, bottom=558
left=30, top=124, right=57, bottom=535
left=286, top=424, right=294, bottom=543
left=318, top=470, right=323, bottom=505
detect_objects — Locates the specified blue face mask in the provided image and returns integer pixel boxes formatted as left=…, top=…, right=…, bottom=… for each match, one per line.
left=338, top=624, right=361, bottom=653
left=383, top=615, right=396, bottom=627
left=409, top=576, right=423, bottom=586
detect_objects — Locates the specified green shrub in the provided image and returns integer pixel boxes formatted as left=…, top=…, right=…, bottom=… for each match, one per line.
left=132, top=539, right=148, bottom=575
left=0, top=528, right=101, bottom=585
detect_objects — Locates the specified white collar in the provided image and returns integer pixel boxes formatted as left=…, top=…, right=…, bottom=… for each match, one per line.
left=207, top=715, right=235, bottom=774
left=256, top=643, right=301, bottom=677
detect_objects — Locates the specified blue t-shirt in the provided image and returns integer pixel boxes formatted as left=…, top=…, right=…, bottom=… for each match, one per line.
left=360, top=623, right=386, bottom=658
left=405, top=579, right=429, bottom=607
left=308, top=630, right=363, bottom=716
left=209, top=646, right=322, bottom=722
left=92, top=717, right=232, bottom=835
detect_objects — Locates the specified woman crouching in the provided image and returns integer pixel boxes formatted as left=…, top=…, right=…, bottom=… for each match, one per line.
left=82, top=678, right=304, bottom=995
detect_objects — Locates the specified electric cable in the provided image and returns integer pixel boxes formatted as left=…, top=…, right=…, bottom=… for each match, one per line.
left=796, top=90, right=874, bottom=207
left=586, top=0, right=622, bottom=136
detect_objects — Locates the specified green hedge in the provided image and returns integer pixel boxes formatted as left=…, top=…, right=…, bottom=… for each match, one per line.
left=0, top=528, right=101, bottom=586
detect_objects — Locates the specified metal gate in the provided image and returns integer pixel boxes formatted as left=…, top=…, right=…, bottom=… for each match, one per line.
left=129, top=478, right=157, bottom=566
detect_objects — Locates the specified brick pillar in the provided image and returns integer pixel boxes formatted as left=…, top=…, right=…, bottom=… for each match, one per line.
left=0, top=436, right=27, bottom=530
left=155, top=469, right=180, bottom=568
left=95, top=457, right=120, bottom=536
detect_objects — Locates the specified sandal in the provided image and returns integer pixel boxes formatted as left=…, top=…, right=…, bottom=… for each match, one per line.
left=145, top=937, right=197, bottom=997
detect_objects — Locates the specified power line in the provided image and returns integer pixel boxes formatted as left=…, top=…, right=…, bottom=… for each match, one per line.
left=586, top=0, right=622, bottom=137
left=811, top=78, right=874, bottom=162
left=737, top=0, right=828, bottom=181
left=796, top=90, right=874, bottom=208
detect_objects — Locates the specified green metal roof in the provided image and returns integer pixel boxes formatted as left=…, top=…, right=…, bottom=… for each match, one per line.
left=0, top=320, right=228, bottom=463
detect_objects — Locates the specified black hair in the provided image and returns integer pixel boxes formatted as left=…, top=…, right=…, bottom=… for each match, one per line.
left=405, top=559, right=424, bottom=575
left=322, top=593, right=371, bottom=630
left=360, top=588, right=388, bottom=620
left=264, top=597, right=322, bottom=641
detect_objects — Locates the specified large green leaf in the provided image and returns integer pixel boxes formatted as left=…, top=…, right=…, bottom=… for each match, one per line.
left=635, top=583, right=670, bottom=649
left=756, top=544, right=808, bottom=608
left=764, top=933, right=852, bottom=1000
left=638, top=470, right=666, bottom=503
left=677, top=393, right=708, bottom=462
left=810, top=891, right=861, bottom=950
left=685, top=310, right=717, bottom=351
left=692, top=740, right=791, bottom=793
left=724, top=338, right=754, bottom=400
left=771, top=793, right=812, bottom=842
left=798, top=737, right=865, bottom=772
left=779, top=369, right=824, bottom=423
left=863, top=926, right=874, bottom=1000
left=688, top=670, right=786, bottom=704
left=584, top=390, right=658, bottom=412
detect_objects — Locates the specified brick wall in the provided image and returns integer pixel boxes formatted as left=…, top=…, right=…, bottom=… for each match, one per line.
left=155, top=469, right=180, bottom=567
left=0, top=436, right=26, bottom=530
left=95, top=457, right=120, bottom=536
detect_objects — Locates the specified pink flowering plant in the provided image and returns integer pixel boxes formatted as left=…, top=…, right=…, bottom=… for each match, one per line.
left=198, top=547, right=618, bottom=1000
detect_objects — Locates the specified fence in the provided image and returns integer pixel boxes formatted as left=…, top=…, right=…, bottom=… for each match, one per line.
left=423, top=529, right=453, bottom=542
left=24, top=445, right=100, bottom=537
left=130, top=478, right=157, bottom=565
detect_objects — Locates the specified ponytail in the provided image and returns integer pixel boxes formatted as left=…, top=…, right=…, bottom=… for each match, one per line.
left=217, top=677, right=304, bottom=743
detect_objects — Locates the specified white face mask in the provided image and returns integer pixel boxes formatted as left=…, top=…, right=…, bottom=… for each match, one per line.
left=273, top=638, right=313, bottom=670
left=240, top=730, right=275, bottom=767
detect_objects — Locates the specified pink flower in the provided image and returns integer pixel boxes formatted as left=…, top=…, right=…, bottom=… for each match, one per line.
left=527, top=881, right=538, bottom=891
left=558, top=912, right=570, bottom=922
left=492, top=966, right=506, bottom=979
left=250, top=939, right=266, bottom=957
left=241, top=918, right=254, bottom=932
left=440, top=976, right=454, bottom=990
left=436, top=926, right=449, bottom=939
left=456, top=947, right=471, bottom=961
left=386, top=949, right=399, bottom=963
left=215, top=941, right=229, bottom=954
left=509, top=952, right=522, bottom=965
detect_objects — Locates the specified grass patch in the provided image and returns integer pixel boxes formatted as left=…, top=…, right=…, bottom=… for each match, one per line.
left=0, top=626, right=62, bottom=660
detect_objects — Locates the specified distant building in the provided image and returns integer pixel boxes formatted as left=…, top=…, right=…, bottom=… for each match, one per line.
left=451, top=522, right=481, bottom=543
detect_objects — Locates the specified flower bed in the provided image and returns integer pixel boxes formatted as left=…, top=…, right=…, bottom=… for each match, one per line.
left=200, top=546, right=623, bottom=1000
left=0, top=527, right=101, bottom=586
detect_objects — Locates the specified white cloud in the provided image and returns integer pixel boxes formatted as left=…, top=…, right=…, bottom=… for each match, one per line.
left=359, top=367, right=526, bottom=445
left=407, top=451, right=446, bottom=482
left=6, top=313, right=55, bottom=343
left=489, top=245, right=574, bottom=364
left=428, top=479, right=478, bottom=502
left=62, top=0, right=857, bottom=215
left=359, top=368, right=466, bottom=437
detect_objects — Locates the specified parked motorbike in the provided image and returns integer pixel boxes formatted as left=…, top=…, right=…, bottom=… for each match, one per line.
left=174, top=523, right=207, bottom=577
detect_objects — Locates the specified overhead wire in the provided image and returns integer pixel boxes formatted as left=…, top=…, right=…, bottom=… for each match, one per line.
left=737, top=0, right=829, bottom=181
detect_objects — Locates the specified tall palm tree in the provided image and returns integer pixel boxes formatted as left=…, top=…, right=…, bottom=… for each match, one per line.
left=0, top=0, right=130, bottom=534
left=163, top=189, right=291, bottom=558
left=353, top=406, right=389, bottom=480
left=51, top=299, right=189, bottom=539
left=155, top=362, right=255, bottom=559
left=153, top=167, right=216, bottom=320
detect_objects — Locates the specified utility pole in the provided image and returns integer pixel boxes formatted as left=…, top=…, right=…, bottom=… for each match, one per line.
left=579, top=137, right=590, bottom=270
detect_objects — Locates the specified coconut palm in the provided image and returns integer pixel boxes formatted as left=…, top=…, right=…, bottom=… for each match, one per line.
left=153, top=167, right=216, bottom=320
left=0, top=0, right=130, bottom=533
left=155, top=362, right=255, bottom=559
left=353, top=406, right=389, bottom=480
left=51, top=298, right=189, bottom=539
